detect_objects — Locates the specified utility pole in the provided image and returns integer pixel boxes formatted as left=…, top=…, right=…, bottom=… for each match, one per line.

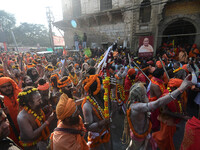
left=46, top=7, right=54, bottom=51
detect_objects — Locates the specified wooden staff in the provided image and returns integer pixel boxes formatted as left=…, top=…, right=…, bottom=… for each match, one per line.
left=0, top=95, right=19, bottom=138
left=159, top=57, right=170, bottom=80
left=128, top=54, right=151, bottom=82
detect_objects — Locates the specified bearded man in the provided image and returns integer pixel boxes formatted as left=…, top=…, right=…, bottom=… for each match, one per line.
left=0, top=77, right=21, bottom=146
left=126, top=75, right=192, bottom=150
left=82, top=75, right=110, bottom=150
left=17, top=87, right=55, bottom=150
left=27, top=67, right=40, bottom=85
left=50, top=92, right=88, bottom=150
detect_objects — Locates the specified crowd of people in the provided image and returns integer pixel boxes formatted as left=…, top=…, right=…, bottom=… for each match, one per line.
left=0, top=42, right=199, bottom=150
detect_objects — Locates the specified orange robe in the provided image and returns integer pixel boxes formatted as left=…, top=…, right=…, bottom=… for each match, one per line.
left=153, top=89, right=183, bottom=150
left=153, top=122, right=176, bottom=150
left=51, top=116, right=89, bottom=150
left=180, top=117, right=200, bottom=150
left=0, top=77, right=22, bottom=147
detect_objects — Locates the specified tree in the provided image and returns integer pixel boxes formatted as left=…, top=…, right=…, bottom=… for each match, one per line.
left=13, top=23, right=51, bottom=47
left=0, top=10, right=16, bottom=44
left=0, top=10, right=16, bottom=31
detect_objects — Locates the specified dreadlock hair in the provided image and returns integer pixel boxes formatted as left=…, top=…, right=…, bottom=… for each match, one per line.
left=127, top=82, right=146, bottom=108
left=17, top=86, right=38, bottom=107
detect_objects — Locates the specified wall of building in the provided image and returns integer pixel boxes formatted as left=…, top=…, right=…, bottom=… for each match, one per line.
left=61, top=0, right=200, bottom=52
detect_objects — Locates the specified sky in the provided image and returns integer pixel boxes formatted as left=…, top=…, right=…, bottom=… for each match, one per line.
left=0, top=0, right=63, bottom=35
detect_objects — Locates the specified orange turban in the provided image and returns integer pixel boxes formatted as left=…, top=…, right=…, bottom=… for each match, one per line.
left=56, top=93, right=77, bottom=120
left=57, top=76, right=71, bottom=88
left=168, top=78, right=183, bottom=88
left=37, top=82, right=50, bottom=91
left=128, top=68, right=136, bottom=76
left=156, top=61, right=165, bottom=69
left=182, top=64, right=189, bottom=74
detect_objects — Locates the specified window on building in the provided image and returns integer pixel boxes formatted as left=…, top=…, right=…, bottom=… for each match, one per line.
left=139, top=0, right=151, bottom=23
left=100, top=0, right=112, bottom=11
left=72, top=0, right=81, bottom=17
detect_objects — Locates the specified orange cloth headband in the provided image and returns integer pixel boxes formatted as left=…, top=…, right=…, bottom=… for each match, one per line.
left=37, top=82, right=50, bottom=91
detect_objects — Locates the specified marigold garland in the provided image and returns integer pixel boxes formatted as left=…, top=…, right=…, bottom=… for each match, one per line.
left=103, top=77, right=110, bottom=119
left=84, top=75, right=101, bottom=95
left=151, top=78, right=165, bottom=94
left=69, top=73, right=78, bottom=86
left=116, top=83, right=125, bottom=104
left=167, top=87, right=183, bottom=114
left=17, top=88, right=38, bottom=102
left=84, top=96, right=105, bottom=119
left=127, top=108, right=152, bottom=139
left=20, top=107, right=50, bottom=147
left=45, top=65, right=54, bottom=72
left=173, top=67, right=182, bottom=73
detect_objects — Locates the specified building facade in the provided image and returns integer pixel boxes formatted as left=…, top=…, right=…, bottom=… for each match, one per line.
left=54, top=0, right=200, bottom=54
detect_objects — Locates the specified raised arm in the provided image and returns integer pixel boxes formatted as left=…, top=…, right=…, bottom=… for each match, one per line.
left=133, top=75, right=193, bottom=113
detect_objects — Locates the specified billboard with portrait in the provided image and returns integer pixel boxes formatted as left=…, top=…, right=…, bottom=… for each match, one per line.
left=138, top=36, right=154, bottom=57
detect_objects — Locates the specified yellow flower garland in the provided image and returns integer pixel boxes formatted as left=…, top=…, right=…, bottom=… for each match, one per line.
left=103, top=77, right=110, bottom=119
left=173, top=67, right=182, bottom=73
left=17, top=88, right=38, bottom=102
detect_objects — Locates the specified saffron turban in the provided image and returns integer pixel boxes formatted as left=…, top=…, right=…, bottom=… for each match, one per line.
left=57, top=76, right=71, bottom=88
left=168, top=78, right=183, bottom=88
left=56, top=93, right=77, bottom=120
left=37, top=82, right=50, bottom=91
left=156, top=61, right=165, bottom=69
left=128, top=68, right=136, bottom=76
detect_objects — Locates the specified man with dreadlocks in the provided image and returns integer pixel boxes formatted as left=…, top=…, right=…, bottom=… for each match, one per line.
left=17, top=87, right=55, bottom=150
left=82, top=74, right=110, bottom=150
left=26, top=67, right=40, bottom=86
left=126, top=75, right=193, bottom=150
